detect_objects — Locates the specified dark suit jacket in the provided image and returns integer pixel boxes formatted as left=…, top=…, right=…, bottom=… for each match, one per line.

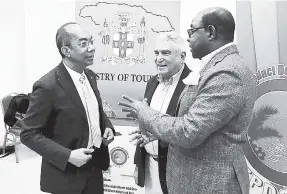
left=20, top=62, right=115, bottom=193
left=134, top=65, right=190, bottom=194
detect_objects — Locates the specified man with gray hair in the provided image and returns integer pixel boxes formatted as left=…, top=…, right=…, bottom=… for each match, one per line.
left=132, top=32, right=191, bottom=194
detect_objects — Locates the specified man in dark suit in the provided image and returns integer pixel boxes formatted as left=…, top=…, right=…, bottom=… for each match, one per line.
left=132, top=33, right=190, bottom=194
left=120, top=7, right=256, bottom=194
left=20, top=22, right=115, bottom=194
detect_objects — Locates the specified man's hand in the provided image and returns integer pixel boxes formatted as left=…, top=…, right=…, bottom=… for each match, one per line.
left=129, top=128, right=156, bottom=147
left=68, top=148, right=94, bottom=167
left=118, top=95, right=148, bottom=119
left=129, top=128, right=143, bottom=146
left=102, top=128, right=114, bottom=146
left=142, top=131, right=156, bottom=146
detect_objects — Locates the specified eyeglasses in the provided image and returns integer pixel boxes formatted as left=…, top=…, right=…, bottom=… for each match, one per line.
left=78, top=38, right=95, bottom=48
left=63, top=37, right=95, bottom=52
left=188, top=25, right=218, bottom=38
left=187, top=26, right=206, bottom=37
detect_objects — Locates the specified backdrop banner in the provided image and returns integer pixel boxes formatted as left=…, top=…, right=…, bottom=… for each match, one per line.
left=76, top=0, right=181, bottom=125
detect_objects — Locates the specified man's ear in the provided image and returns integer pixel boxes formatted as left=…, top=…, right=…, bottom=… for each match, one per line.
left=181, top=52, right=186, bottom=60
left=61, top=46, right=71, bottom=57
left=207, top=25, right=217, bottom=40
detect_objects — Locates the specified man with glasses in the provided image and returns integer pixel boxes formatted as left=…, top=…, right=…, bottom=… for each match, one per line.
left=20, top=22, right=115, bottom=194
left=119, top=7, right=256, bottom=194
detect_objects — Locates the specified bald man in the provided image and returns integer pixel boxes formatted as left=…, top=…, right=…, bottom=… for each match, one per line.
left=21, top=22, right=115, bottom=194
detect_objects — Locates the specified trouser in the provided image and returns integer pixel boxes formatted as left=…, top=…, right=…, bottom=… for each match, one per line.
left=52, top=166, right=103, bottom=194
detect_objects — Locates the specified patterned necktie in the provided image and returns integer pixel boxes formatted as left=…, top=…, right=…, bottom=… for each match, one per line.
left=79, top=73, right=102, bottom=148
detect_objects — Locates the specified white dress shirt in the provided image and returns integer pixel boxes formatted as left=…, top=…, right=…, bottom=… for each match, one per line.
left=144, top=65, right=184, bottom=194
left=63, top=63, right=102, bottom=148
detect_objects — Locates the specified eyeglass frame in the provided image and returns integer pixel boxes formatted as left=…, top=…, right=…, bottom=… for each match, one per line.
left=63, top=36, right=95, bottom=50
left=187, top=25, right=215, bottom=38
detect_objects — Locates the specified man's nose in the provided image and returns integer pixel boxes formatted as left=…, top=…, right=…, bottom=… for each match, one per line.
left=156, top=57, right=164, bottom=63
left=187, top=37, right=191, bottom=42
left=87, top=43, right=95, bottom=52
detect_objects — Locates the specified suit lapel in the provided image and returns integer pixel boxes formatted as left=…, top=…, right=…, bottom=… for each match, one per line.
left=137, top=76, right=159, bottom=186
left=166, top=65, right=190, bottom=116
left=145, top=78, right=159, bottom=105
left=56, top=62, right=88, bottom=121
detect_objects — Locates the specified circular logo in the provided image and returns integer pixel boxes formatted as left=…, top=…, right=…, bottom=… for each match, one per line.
left=110, top=147, right=129, bottom=166
left=243, top=78, right=287, bottom=186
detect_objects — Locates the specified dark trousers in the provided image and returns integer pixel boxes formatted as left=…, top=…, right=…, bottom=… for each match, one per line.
left=52, top=166, right=103, bottom=194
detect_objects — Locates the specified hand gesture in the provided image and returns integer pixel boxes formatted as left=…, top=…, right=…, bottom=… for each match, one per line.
left=129, top=128, right=156, bottom=147
left=118, top=95, right=148, bottom=119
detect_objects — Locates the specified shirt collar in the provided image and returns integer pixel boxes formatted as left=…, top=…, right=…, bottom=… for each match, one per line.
left=157, top=64, right=184, bottom=85
left=63, top=61, right=85, bottom=81
left=200, top=42, right=235, bottom=67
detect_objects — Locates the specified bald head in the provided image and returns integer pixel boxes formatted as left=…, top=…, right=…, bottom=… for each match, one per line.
left=187, top=7, right=235, bottom=59
left=56, top=22, right=79, bottom=58
left=197, top=7, right=235, bottom=42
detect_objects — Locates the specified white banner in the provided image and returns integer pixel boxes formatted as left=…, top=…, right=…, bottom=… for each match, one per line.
left=104, top=126, right=144, bottom=194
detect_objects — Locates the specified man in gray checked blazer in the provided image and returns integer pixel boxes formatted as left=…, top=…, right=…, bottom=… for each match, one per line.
left=119, top=7, right=256, bottom=194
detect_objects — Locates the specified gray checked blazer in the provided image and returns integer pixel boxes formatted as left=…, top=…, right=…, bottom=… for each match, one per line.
left=137, top=45, right=256, bottom=194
